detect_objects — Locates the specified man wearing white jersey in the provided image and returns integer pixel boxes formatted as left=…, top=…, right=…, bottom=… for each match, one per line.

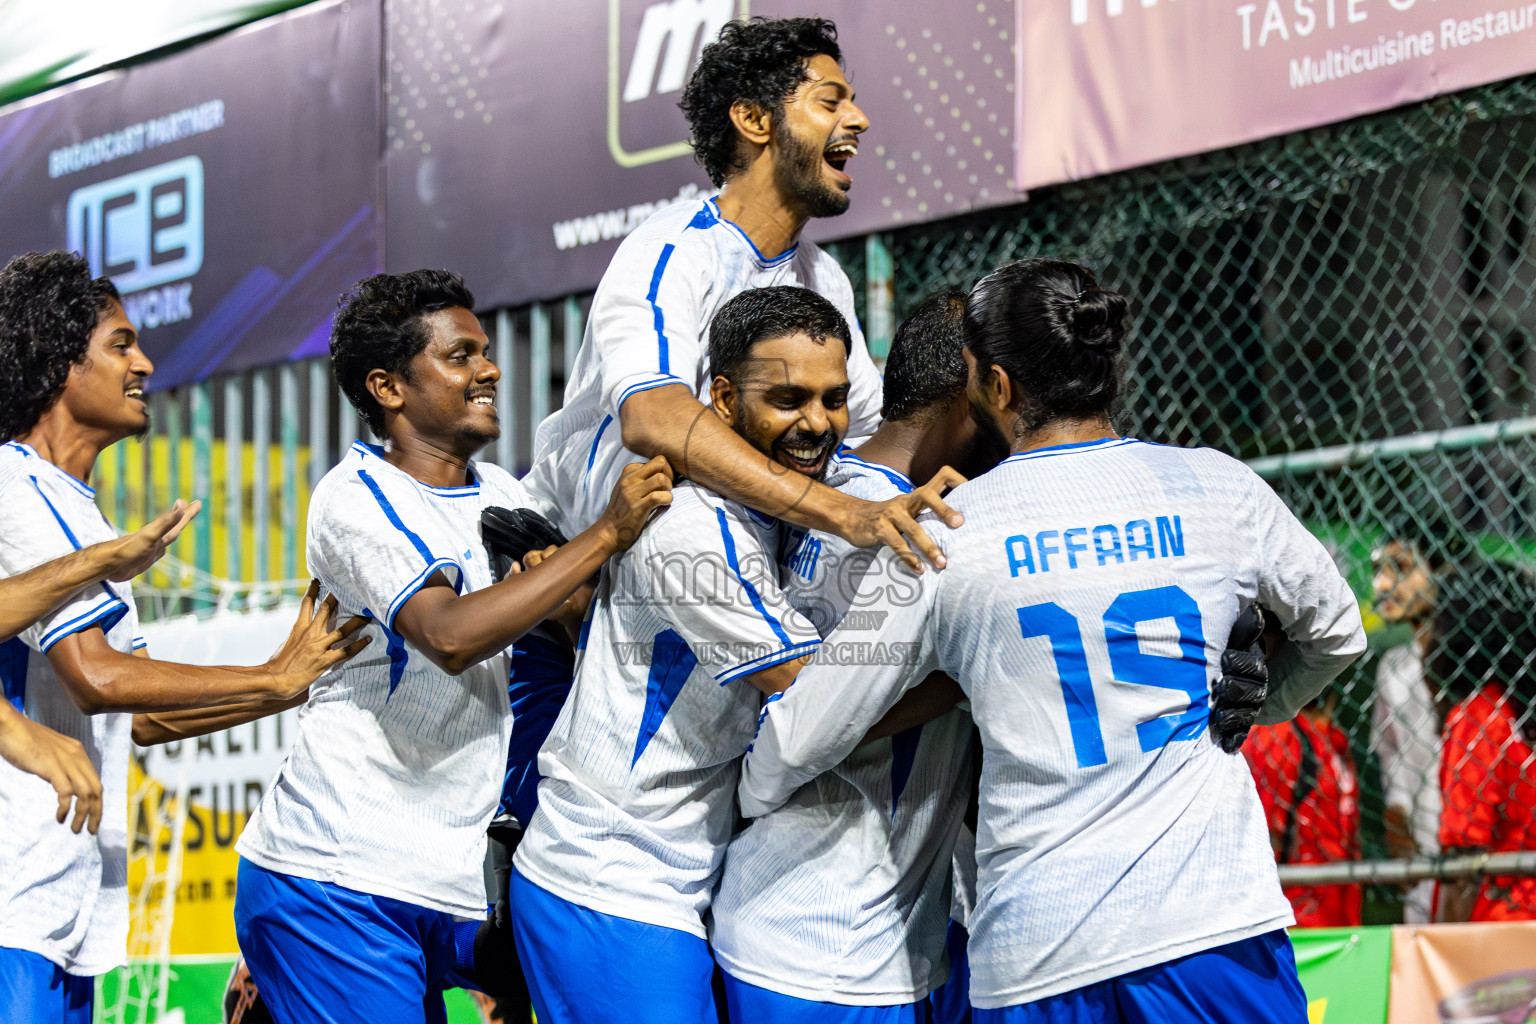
left=711, top=292, right=984, bottom=1023
left=0, top=485, right=210, bottom=837
left=740, top=260, right=1367, bottom=1023
left=0, top=251, right=368, bottom=1024
left=233, top=270, right=671, bottom=1024
left=529, top=16, right=961, bottom=573
left=514, top=287, right=861, bottom=1024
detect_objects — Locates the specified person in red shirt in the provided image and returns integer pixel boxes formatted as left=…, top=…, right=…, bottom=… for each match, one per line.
left=1431, top=561, right=1536, bottom=922
left=1245, top=691, right=1363, bottom=927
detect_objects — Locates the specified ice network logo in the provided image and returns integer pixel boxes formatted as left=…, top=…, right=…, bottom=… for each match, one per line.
left=66, top=156, right=204, bottom=330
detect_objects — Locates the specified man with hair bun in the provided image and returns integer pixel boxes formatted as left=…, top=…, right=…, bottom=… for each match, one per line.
left=527, top=16, right=964, bottom=579
left=740, top=259, right=1365, bottom=1023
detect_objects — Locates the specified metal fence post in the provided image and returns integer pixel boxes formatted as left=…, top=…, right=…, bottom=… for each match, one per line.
left=865, top=233, right=895, bottom=362
left=224, top=377, right=243, bottom=586
left=530, top=302, right=552, bottom=453
left=279, top=363, right=300, bottom=584
left=191, top=382, right=214, bottom=612
left=309, top=358, right=330, bottom=489
left=252, top=369, right=271, bottom=589
left=496, top=309, right=515, bottom=473
left=563, top=295, right=583, bottom=407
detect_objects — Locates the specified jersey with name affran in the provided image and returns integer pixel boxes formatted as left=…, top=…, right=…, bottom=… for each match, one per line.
left=514, top=480, right=820, bottom=937
left=524, top=196, right=883, bottom=536
left=0, top=441, right=140, bottom=975
left=710, top=453, right=974, bottom=1004
left=237, top=441, right=535, bottom=917
left=739, top=438, right=1366, bottom=1008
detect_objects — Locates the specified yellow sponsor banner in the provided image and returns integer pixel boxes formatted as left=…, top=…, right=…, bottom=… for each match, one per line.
left=132, top=607, right=308, bottom=956
left=93, top=434, right=314, bottom=584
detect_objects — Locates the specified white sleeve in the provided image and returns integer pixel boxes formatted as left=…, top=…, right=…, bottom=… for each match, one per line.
left=738, top=545, right=940, bottom=817
left=589, top=236, right=706, bottom=417
left=0, top=482, right=128, bottom=652
left=1246, top=472, right=1367, bottom=724
left=308, top=472, right=464, bottom=632
left=646, top=502, right=820, bottom=686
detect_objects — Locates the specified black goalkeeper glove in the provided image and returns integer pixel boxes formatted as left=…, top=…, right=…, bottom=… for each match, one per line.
left=1211, top=604, right=1269, bottom=754
left=480, top=506, right=568, bottom=581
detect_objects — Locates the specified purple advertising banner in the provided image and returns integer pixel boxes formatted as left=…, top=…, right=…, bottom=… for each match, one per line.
left=0, top=0, right=381, bottom=391
left=1017, top=0, right=1536, bottom=192
left=384, top=0, right=1020, bottom=307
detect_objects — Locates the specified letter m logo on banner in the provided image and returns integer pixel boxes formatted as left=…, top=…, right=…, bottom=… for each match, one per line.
left=608, top=0, right=746, bottom=167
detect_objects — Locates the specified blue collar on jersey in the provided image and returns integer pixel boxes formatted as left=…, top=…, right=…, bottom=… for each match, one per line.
left=704, top=198, right=800, bottom=267
left=4, top=440, right=96, bottom=498
left=837, top=452, right=914, bottom=493
left=1001, top=437, right=1138, bottom=465
left=351, top=440, right=481, bottom=495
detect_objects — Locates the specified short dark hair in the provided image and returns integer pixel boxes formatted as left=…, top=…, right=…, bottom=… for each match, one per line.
left=681, top=17, right=842, bottom=188
left=707, top=285, right=850, bottom=388
left=330, top=269, right=476, bottom=438
left=0, top=251, right=121, bottom=442
left=882, top=291, right=967, bottom=421
left=963, top=258, right=1129, bottom=432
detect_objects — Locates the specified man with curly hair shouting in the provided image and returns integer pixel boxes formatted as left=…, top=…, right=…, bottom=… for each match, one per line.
left=0, top=251, right=369, bottom=1024
left=528, top=17, right=963, bottom=571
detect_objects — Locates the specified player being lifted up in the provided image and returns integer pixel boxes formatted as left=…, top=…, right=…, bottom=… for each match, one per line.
left=528, top=16, right=962, bottom=572
left=513, top=286, right=856, bottom=1024
left=710, top=292, right=985, bottom=1024
left=739, top=259, right=1367, bottom=1024
left=0, top=251, right=369, bottom=1024
left=232, top=270, right=671, bottom=1024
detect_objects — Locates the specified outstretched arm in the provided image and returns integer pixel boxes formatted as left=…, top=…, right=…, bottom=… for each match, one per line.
left=738, top=546, right=942, bottom=817
left=621, top=385, right=964, bottom=571
left=394, top=458, right=672, bottom=675
left=0, top=700, right=103, bottom=834
left=133, top=691, right=308, bottom=746
left=0, top=501, right=200, bottom=643
left=46, top=582, right=368, bottom=715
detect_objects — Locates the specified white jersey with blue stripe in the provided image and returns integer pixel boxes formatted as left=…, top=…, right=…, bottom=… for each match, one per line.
left=711, top=453, right=975, bottom=1004
left=514, top=480, right=820, bottom=938
left=524, top=197, right=883, bottom=536
left=237, top=442, right=535, bottom=917
left=0, top=441, right=139, bottom=975
left=738, top=438, right=1367, bottom=1007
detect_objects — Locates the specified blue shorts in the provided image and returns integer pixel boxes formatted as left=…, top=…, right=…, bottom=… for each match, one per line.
left=510, top=868, right=718, bottom=1024
left=233, top=858, right=478, bottom=1024
left=502, top=627, right=574, bottom=827
left=0, top=946, right=92, bottom=1024
left=975, top=930, right=1307, bottom=1024
left=928, top=920, right=972, bottom=1024
left=720, top=970, right=929, bottom=1023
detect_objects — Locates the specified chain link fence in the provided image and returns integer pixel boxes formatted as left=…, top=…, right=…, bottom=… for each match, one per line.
left=868, top=73, right=1536, bottom=925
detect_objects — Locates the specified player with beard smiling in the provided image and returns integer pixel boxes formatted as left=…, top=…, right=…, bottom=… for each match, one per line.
left=527, top=16, right=964, bottom=585
left=513, top=286, right=866, bottom=1024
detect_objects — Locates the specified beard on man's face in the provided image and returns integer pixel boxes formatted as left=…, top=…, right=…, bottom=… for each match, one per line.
left=733, top=406, right=839, bottom=481
left=773, top=118, right=850, bottom=219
